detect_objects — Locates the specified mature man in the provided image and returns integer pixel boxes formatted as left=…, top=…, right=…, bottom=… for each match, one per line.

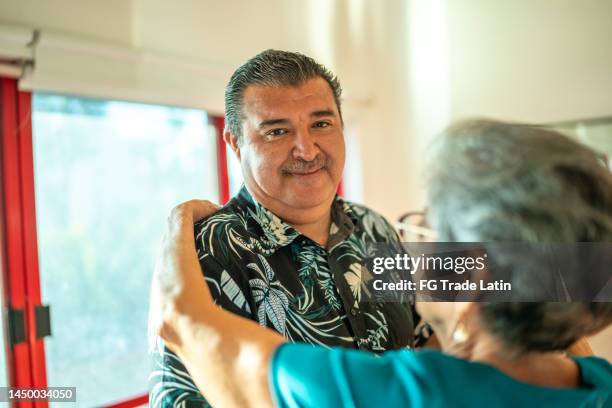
left=149, top=50, right=416, bottom=407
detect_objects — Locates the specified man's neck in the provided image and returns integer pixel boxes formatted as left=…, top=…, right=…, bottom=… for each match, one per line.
left=246, top=187, right=334, bottom=247
left=287, top=213, right=332, bottom=247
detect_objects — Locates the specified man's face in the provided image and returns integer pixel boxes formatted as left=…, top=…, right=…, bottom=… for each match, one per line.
left=233, top=77, right=345, bottom=211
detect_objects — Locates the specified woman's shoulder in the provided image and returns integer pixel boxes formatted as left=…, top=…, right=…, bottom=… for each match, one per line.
left=572, top=355, right=612, bottom=391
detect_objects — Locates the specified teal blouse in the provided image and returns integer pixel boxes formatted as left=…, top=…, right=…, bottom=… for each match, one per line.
left=270, top=344, right=612, bottom=407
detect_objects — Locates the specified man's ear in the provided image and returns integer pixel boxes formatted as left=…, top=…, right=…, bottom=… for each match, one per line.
left=223, top=129, right=241, bottom=160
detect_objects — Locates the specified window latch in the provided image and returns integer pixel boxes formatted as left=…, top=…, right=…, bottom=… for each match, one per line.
left=8, top=306, right=26, bottom=346
left=35, top=304, right=52, bottom=339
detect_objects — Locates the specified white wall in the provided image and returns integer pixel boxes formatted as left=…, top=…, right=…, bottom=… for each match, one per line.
left=447, top=0, right=612, bottom=124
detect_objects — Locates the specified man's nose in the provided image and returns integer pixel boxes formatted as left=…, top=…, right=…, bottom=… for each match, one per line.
left=292, top=128, right=320, bottom=162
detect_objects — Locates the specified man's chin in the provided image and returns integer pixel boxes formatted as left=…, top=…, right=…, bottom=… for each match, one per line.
left=282, top=188, right=336, bottom=210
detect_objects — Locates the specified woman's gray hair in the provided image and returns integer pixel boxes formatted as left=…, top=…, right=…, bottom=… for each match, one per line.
left=425, top=119, right=612, bottom=353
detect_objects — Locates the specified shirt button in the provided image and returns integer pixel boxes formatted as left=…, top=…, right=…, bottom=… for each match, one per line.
left=350, top=308, right=358, bottom=316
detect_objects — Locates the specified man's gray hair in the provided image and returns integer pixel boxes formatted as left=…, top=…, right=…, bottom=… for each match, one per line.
left=224, top=49, right=343, bottom=141
left=426, top=119, right=612, bottom=353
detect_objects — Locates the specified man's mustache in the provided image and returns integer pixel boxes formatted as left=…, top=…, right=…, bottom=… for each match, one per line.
left=281, top=155, right=329, bottom=174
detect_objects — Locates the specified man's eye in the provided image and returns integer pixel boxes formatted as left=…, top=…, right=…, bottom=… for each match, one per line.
left=313, top=121, right=330, bottom=128
left=266, top=128, right=288, bottom=137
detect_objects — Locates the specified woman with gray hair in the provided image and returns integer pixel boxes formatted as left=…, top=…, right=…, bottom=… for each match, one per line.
left=150, top=120, right=612, bottom=407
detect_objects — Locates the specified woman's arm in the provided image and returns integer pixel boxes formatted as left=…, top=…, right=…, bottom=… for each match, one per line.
left=150, top=200, right=286, bottom=408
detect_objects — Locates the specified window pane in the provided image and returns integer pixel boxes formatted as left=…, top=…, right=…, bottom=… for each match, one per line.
left=32, top=94, right=217, bottom=406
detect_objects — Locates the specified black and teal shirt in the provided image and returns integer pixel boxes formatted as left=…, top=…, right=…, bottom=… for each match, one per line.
left=149, top=187, right=416, bottom=407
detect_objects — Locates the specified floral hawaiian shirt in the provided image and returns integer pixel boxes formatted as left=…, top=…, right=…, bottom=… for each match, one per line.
left=149, top=187, right=416, bottom=407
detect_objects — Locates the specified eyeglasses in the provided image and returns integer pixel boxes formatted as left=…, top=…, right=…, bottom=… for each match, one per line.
left=396, top=210, right=438, bottom=241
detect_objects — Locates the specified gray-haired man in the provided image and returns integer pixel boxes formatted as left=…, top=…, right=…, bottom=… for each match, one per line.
left=149, top=50, right=417, bottom=407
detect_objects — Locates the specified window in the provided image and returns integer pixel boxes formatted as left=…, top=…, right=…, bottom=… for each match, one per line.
left=32, top=94, right=218, bottom=405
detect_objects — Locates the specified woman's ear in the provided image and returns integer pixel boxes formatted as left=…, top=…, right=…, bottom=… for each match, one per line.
left=443, top=302, right=478, bottom=357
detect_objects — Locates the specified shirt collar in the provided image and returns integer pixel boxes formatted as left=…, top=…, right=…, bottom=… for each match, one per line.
left=235, top=186, right=356, bottom=253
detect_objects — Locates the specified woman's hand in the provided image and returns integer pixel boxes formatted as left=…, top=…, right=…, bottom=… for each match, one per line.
left=149, top=200, right=220, bottom=350
left=168, top=199, right=220, bottom=225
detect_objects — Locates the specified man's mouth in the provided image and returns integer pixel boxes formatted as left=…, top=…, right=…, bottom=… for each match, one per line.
left=291, top=167, right=323, bottom=176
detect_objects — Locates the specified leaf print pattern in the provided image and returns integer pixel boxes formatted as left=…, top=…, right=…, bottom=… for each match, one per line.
left=220, top=270, right=251, bottom=314
left=248, top=206, right=299, bottom=250
left=360, top=310, right=390, bottom=352
left=344, top=262, right=362, bottom=306
left=315, top=267, right=342, bottom=312
left=248, top=255, right=289, bottom=334
left=296, top=247, right=316, bottom=289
